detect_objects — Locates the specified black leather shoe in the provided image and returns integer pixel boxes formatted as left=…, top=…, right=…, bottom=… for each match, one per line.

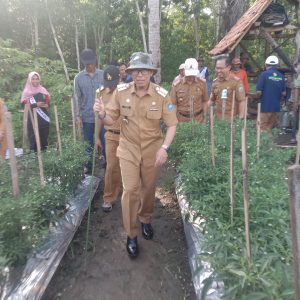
left=126, top=236, right=138, bottom=258
left=141, top=223, right=154, bottom=240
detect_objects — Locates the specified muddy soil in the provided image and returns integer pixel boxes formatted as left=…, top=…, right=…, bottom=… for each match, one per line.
left=43, top=164, right=196, bottom=300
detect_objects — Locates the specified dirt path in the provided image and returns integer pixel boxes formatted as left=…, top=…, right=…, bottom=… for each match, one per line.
left=43, top=164, right=195, bottom=300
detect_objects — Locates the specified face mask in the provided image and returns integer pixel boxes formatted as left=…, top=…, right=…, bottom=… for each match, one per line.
left=232, top=66, right=240, bottom=71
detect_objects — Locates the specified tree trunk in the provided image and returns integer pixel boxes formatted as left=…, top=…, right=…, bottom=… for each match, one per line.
left=296, top=0, right=300, bottom=59
left=135, top=0, right=148, bottom=53
left=148, top=0, right=161, bottom=83
left=83, top=15, right=87, bottom=49
left=46, top=1, right=70, bottom=82
left=75, top=22, right=80, bottom=72
left=194, top=15, right=200, bottom=58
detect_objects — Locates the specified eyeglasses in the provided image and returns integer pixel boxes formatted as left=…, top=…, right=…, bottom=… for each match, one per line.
left=215, top=65, right=229, bottom=70
left=131, top=69, right=150, bottom=76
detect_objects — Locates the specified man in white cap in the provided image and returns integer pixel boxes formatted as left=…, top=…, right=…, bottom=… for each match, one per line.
left=172, top=63, right=185, bottom=86
left=170, top=58, right=209, bottom=123
left=256, top=55, right=286, bottom=130
left=94, top=52, right=177, bottom=258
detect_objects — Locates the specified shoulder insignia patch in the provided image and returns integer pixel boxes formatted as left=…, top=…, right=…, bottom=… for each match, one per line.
left=117, top=83, right=130, bottom=92
left=238, top=85, right=244, bottom=92
left=167, top=103, right=175, bottom=112
left=156, top=86, right=168, bottom=97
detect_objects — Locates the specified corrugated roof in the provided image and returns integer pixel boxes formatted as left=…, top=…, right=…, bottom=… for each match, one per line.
left=209, top=0, right=273, bottom=56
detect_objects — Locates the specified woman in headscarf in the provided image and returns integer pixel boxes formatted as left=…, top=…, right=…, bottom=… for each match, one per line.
left=0, top=98, right=7, bottom=158
left=21, top=71, right=50, bottom=151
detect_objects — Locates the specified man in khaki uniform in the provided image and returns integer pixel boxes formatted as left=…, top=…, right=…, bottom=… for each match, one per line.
left=0, top=99, right=7, bottom=158
left=208, top=55, right=246, bottom=121
left=94, top=52, right=177, bottom=258
left=96, top=66, right=122, bottom=212
left=170, top=58, right=209, bottom=123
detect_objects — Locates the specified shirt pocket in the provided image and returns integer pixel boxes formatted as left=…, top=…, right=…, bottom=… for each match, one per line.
left=177, top=90, right=186, bottom=103
left=120, top=99, right=134, bottom=117
left=146, top=108, right=162, bottom=120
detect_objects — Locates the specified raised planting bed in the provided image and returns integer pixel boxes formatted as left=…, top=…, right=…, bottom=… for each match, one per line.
left=0, top=138, right=99, bottom=299
left=170, top=120, right=294, bottom=299
left=2, top=175, right=100, bottom=300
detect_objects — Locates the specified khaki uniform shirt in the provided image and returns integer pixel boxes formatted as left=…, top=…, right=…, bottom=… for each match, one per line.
left=169, top=77, right=209, bottom=123
left=210, top=74, right=245, bottom=121
left=101, top=88, right=121, bottom=142
left=106, top=82, right=178, bottom=165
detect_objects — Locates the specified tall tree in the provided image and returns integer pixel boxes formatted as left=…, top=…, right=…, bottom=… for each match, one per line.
left=148, top=0, right=161, bottom=83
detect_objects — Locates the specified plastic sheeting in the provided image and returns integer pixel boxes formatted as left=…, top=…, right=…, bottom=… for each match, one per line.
left=175, top=177, right=224, bottom=300
left=1, top=175, right=100, bottom=300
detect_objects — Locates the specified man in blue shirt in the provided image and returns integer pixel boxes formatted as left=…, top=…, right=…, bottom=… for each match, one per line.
left=256, top=55, right=286, bottom=131
left=74, top=48, right=104, bottom=173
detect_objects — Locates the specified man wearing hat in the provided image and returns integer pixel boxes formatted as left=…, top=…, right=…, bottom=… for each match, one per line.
left=94, top=52, right=177, bottom=258
left=96, top=65, right=122, bottom=212
left=74, top=48, right=104, bottom=173
left=256, top=55, right=286, bottom=131
left=208, top=55, right=246, bottom=121
left=170, top=58, right=209, bottom=123
left=172, top=63, right=185, bottom=86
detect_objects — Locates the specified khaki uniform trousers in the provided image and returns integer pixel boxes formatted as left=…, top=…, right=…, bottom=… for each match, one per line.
left=103, top=138, right=122, bottom=204
left=260, top=112, right=278, bottom=131
left=119, top=157, right=160, bottom=238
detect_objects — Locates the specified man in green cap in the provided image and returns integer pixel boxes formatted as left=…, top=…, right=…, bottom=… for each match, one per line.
left=94, top=52, right=178, bottom=258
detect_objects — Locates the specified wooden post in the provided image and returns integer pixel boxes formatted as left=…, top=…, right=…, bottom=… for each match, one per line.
left=244, top=96, right=248, bottom=129
left=210, top=106, right=216, bottom=167
left=22, top=104, right=29, bottom=151
left=296, top=109, right=300, bottom=165
left=242, top=128, right=251, bottom=263
left=54, top=105, right=62, bottom=155
left=288, top=165, right=300, bottom=300
left=33, top=108, right=45, bottom=187
left=71, top=97, right=76, bottom=142
left=222, top=99, right=226, bottom=121
left=256, top=103, right=261, bottom=160
left=5, top=112, right=20, bottom=197
left=230, top=92, right=236, bottom=224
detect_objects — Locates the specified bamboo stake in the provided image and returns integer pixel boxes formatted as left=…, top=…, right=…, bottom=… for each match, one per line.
left=256, top=103, right=261, bottom=160
left=222, top=99, right=226, bottom=121
left=5, top=112, right=20, bottom=197
left=296, top=109, right=300, bottom=164
left=230, top=92, right=236, bottom=224
left=22, top=104, right=29, bottom=151
left=71, top=97, right=76, bottom=142
left=242, top=127, right=251, bottom=263
left=244, top=96, right=248, bottom=129
left=210, top=106, right=216, bottom=167
left=54, top=105, right=62, bottom=155
left=33, top=108, right=45, bottom=187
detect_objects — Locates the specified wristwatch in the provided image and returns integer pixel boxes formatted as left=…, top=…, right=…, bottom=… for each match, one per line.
left=161, top=144, right=169, bottom=152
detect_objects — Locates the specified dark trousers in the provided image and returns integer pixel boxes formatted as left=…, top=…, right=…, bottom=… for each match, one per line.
left=100, top=127, right=106, bottom=159
left=82, top=122, right=95, bottom=171
left=28, top=121, right=49, bottom=152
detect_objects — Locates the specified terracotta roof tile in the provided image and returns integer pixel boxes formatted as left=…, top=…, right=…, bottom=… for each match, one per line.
left=209, top=0, right=273, bottom=56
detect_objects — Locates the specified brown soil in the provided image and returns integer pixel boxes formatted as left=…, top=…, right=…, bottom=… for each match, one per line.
left=42, top=164, right=196, bottom=300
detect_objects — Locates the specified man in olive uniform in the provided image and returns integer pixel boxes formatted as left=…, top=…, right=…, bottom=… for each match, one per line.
left=208, top=55, right=246, bottom=121
left=94, top=52, right=177, bottom=258
left=95, top=65, right=122, bottom=212
left=170, top=58, right=209, bottom=123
